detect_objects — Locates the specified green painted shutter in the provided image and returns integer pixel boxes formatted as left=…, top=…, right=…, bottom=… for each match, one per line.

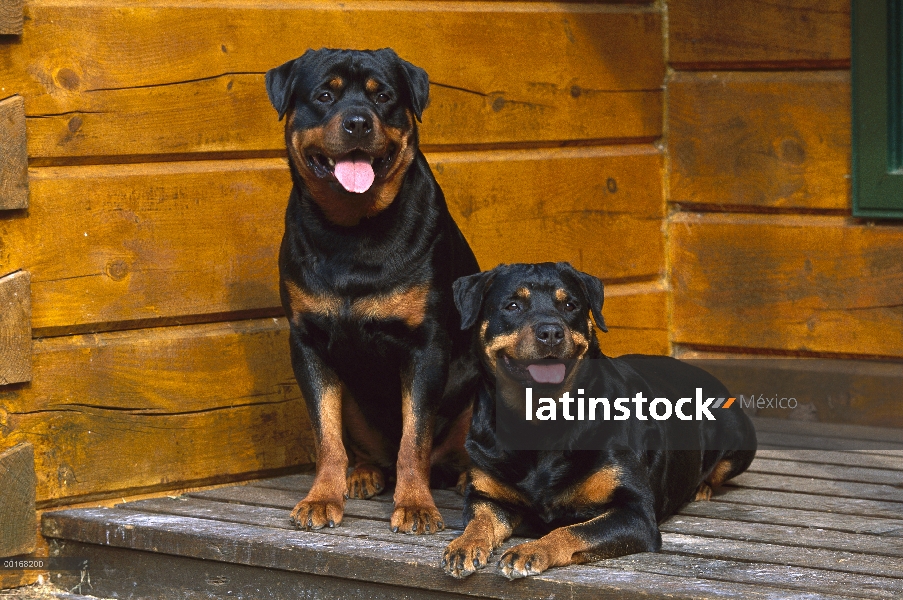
left=852, top=0, right=903, bottom=218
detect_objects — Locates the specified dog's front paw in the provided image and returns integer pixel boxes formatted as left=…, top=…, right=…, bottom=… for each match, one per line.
left=346, top=465, right=385, bottom=499
left=290, top=498, right=344, bottom=530
left=442, top=534, right=492, bottom=578
left=390, top=503, right=444, bottom=534
left=497, top=541, right=554, bottom=579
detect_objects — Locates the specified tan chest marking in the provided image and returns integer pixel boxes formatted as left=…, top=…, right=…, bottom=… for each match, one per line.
left=284, top=280, right=341, bottom=325
left=352, top=283, right=430, bottom=328
left=284, top=280, right=429, bottom=329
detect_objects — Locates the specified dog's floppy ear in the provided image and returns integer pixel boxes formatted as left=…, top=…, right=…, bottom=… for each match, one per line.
left=266, top=49, right=320, bottom=121
left=392, top=52, right=430, bottom=123
left=265, top=56, right=299, bottom=121
left=453, top=271, right=494, bottom=331
left=556, top=262, right=608, bottom=333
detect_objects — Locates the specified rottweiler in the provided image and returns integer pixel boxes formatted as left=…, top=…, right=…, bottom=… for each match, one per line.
left=442, top=262, right=756, bottom=578
left=265, top=48, right=479, bottom=534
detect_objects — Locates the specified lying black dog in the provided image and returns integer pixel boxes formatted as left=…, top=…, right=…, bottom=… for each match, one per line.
left=265, top=48, right=479, bottom=534
left=442, top=262, right=756, bottom=578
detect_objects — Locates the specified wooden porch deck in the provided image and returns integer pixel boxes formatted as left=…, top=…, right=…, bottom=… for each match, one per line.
left=42, top=418, right=903, bottom=599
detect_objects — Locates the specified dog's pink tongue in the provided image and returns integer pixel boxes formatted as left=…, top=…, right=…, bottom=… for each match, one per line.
left=526, top=363, right=566, bottom=384
left=333, top=157, right=375, bottom=193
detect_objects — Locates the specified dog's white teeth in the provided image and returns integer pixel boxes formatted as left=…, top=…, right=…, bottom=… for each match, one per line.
left=326, top=157, right=335, bottom=167
left=368, top=156, right=374, bottom=165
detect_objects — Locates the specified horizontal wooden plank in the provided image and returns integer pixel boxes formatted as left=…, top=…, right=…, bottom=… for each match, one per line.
left=125, top=493, right=903, bottom=598
left=43, top=507, right=843, bottom=599
left=4, top=147, right=662, bottom=335
left=669, top=214, right=903, bottom=358
left=661, top=514, right=903, bottom=558
left=755, top=448, right=903, bottom=470
left=668, top=0, right=850, bottom=69
left=0, top=270, right=31, bottom=385
left=679, top=356, right=903, bottom=429
left=680, top=499, right=903, bottom=537
left=757, top=433, right=903, bottom=456
left=663, top=531, right=903, bottom=581
left=668, top=71, right=849, bottom=210
left=752, top=416, right=903, bottom=444
left=7, top=2, right=663, bottom=159
left=439, top=146, right=665, bottom=279
left=55, top=540, right=466, bottom=600
left=6, top=159, right=287, bottom=334
left=7, top=394, right=310, bottom=508
left=589, top=281, right=670, bottom=356
left=728, top=472, right=903, bottom=503
left=609, top=551, right=902, bottom=600
left=0, top=95, right=28, bottom=209
left=748, top=457, right=903, bottom=486
left=704, top=486, right=903, bottom=521
left=0, top=318, right=314, bottom=504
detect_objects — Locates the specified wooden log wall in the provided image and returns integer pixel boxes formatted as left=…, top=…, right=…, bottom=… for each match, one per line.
left=667, top=0, right=903, bottom=426
left=0, top=1, right=667, bottom=509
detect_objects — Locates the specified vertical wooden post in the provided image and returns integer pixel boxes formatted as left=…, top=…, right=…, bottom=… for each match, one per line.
left=0, top=271, right=31, bottom=385
left=0, top=443, right=36, bottom=557
left=0, top=95, right=27, bottom=210
left=0, top=0, right=23, bottom=35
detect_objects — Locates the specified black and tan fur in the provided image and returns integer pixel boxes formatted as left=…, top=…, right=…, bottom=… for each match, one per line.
left=442, top=262, right=757, bottom=578
left=266, top=49, right=479, bottom=534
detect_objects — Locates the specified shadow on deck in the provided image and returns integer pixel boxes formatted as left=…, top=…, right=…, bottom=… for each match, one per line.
left=42, top=418, right=903, bottom=599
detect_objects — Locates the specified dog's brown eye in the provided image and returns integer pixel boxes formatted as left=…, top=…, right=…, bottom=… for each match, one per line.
left=564, top=302, right=578, bottom=312
left=375, top=93, right=391, bottom=104
left=317, top=92, right=333, bottom=103
left=505, top=302, right=521, bottom=312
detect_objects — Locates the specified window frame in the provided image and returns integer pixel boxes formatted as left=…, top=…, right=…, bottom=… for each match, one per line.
left=852, top=0, right=903, bottom=218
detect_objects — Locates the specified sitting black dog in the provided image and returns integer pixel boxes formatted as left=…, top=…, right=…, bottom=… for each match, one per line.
left=442, top=262, right=756, bottom=578
left=265, top=49, right=479, bottom=535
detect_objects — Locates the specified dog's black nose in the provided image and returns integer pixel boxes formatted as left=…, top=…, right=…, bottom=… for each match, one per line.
left=535, top=323, right=564, bottom=346
left=342, top=114, right=373, bottom=138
